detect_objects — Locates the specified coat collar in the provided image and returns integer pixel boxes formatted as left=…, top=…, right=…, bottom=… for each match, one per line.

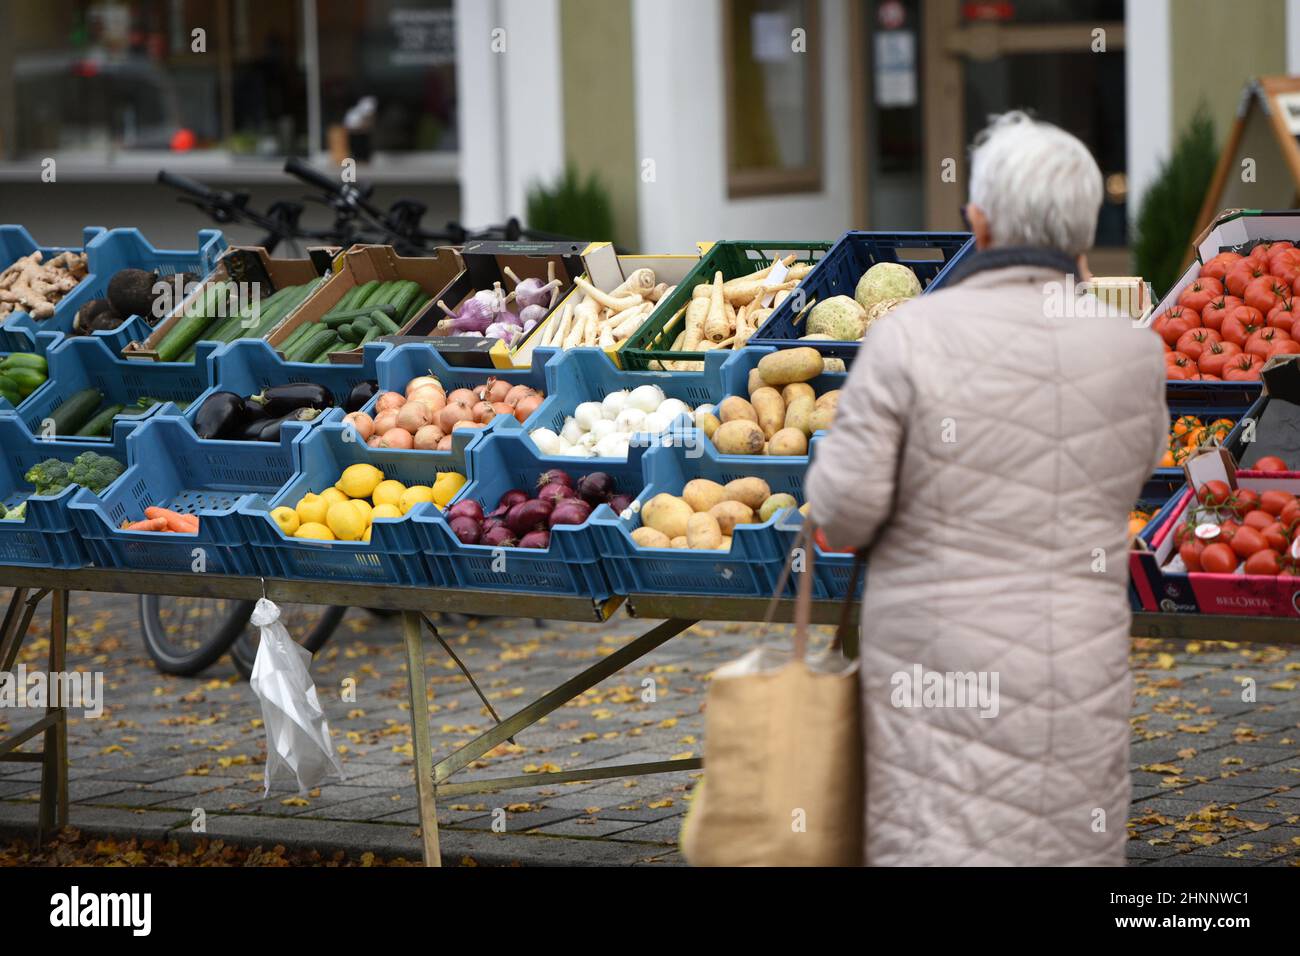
left=945, top=245, right=1079, bottom=288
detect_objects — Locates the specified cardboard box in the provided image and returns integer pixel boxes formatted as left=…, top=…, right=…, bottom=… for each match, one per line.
left=266, top=244, right=464, bottom=365
left=493, top=243, right=702, bottom=370
left=122, top=246, right=330, bottom=362
left=1083, top=276, right=1152, bottom=321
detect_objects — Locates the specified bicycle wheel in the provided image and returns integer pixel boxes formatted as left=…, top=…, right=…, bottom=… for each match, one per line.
left=229, top=604, right=347, bottom=680
left=138, top=595, right=255, bottom=676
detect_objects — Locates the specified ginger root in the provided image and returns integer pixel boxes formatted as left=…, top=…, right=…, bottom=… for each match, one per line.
left=0, top=250, right=88, bottom=319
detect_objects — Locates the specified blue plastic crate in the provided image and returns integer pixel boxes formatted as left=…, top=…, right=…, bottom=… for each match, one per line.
left=239, top=420, right=477, bottom=584
left=66, top=414, right=305, bottom=575
left=413, top=429, right=627, bottom=597
left=590, top=434, right=809, bottom=598
left=186, top=339, right=389, bottom=438
left=2, top=227, right=226, bottom=354
left=1152, top=402, right=1251, bottom=488
left=1163, top=380, right=1262, bottom=405
left=0, top=225, right=102, bottom=346
left=374, top=341, right=549, bottom=424
left=19, top=335, right=219, bottom=440
left=751, top=231, right=974, bottom=364
left=0, top=414, right=134, bottom=569
left=0, top=328, right=60, bottom=415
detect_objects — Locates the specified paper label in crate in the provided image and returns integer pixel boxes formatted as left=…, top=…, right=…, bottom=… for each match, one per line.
left=759, top=260, right=790, bottom=309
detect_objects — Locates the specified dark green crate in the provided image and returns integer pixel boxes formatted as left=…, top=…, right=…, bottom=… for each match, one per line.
left=618, top=240, right=832, bottom=371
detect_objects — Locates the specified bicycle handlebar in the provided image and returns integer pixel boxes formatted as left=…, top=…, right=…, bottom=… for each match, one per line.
left=283, top=156, right=345, bottom=198
left=156, top=170, right=219, bottom=202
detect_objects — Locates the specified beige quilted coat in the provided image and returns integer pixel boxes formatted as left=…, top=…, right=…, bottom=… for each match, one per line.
left=806, top=260, right=1168, bottom=866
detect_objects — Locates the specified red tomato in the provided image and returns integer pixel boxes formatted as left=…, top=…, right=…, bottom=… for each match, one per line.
left=1270, top=248, right=1300, bottom=284
left=1152, top=305, right=1201, bottom=345
left=1263, top=522, right=1290, bottom=552
left=1233, top=488, right=1262, bottom=518
left=1198, top=480, right=1233, bottom=507
left=1223, top=353, right=1264, bottom=380
left=1244, top=548, right=1282, bottom=575
left=1179, top=540, right=1204, bottom=571
left=1226, top=259, right=1268, bottom=297
left=1244, top=275, right=1289, bottom=314
left=1245, top=326, right=1291, bottom=358
left=1166, top=365, right=1189, bottom=380
left=1280, top=498, right=1300, bottom=527
left=1175, top=327, right=1221, bottom=359
left=1254, top=455, right=1289, bottom=472
left=1267, top=301, right=1297, bottom=332
left=1269, top=338, right=1300, bottom=358
left=1261, top=489, right=1297, bottom=516
left=1243, top=508, right=1274, bottom=530
left=1197, top=340, right=1243, bottom=375
left=1165, top=352, right=1198, bottom=376
left=1201, top=252, right=1243, bottom=282
left=1201, top=295, right=1243, bottom=331
left=1179, top=276, right=1224, bottom=313
left=1221, top=306, right=1265, bottom=345
left=1199, top=542, right=1239, bottom=574
left=1231, top=525, right=1268, bottom=559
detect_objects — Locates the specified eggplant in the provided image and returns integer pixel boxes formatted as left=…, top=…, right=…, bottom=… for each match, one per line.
left=345, top=380, right=379, bottom=413
left=248, top=383, right=334, bottom=417
left=241, top=396, right=269, bottom=425
left=193, top=391, right=247, bottom=440
left=254, top=407, right=321, bottom=442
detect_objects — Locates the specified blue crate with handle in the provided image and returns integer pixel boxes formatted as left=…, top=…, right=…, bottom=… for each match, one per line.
left=589, top=433, right=809, bottom=597
left=0, top=414, right=134, bottom=569
left=239, top=421, right=479, bottom=584
left=0, top=225, right=103, bottom=347
left=413, top=429, right=630, bottom=597
left=750, top=230, right=974, bottom=364
left=0, top=328, right=60, bottom=414
left=18, top=334, right=219, bottom=440
left=66, top=413, right=307, bottom=575
left=373, top=341, right=549, bottom=425
left=2, top=227, right=226, bottom=355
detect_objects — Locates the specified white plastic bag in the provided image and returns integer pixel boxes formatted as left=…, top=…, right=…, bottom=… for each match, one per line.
left=249, top=598, right=345, bottom=795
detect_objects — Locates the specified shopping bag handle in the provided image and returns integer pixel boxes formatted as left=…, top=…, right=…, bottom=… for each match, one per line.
left=765, top=517, right=866, bottom=660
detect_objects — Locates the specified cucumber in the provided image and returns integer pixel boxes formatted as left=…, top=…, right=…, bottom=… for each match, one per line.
left=371, top=310, right=400, bottom=335
left=352, top=315, right=375, bottom=334
left=346, top=281, right=382, bottom=311
left=0, top=374, right=21, bottom=405
left=156, top=287, right=222, bottom=362
left=277, top=322, right=317, bottom=354
left=1, top=353, right=48, bottom=374
left=75, top=404, right=124, bottom=437
left=48, top=388, right=103, bottom=435
left=386, top=281, right=420, bottom=319
left=332, top=285, right=364, bottom=313
left=358, top=326, right=381, bottom=347
left=4, top=367, right=47, bottom=397
left=322, top=305, right=395, bottom=328
left=287, top=327, right=337, bottom=364
left=402, top=293, right=432, bottom=324
left=336, top=323, right=356, bottom=343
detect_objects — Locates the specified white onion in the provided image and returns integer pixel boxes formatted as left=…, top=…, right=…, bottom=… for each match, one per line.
left=560, top=416, right=583, bottom=445
left=642, top=411, right=670, bottom=434
left=656, top=398, right=691, bottom=422
left=578, top=431, right=599, bottom=448
left=575, top=401, right=604, bottom=431
left=601, top=390, right=629, bottom=419
left=595, top=434, right=630, bottom=459
left=590, top=418, right=618, bottom=441
left=529, top=427, right=562, bottom=455
left=615, top=407, right=647, bottom=433
left=627, top=384, right=665, bottom=413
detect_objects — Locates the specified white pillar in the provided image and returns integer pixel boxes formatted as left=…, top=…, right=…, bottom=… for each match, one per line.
left=1125, top=0, right=1172, bottom=217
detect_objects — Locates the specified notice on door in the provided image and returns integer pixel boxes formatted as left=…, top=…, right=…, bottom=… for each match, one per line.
left=874, top=30, right=917, bottom=108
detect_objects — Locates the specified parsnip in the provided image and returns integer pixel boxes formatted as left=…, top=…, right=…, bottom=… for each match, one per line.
left=703, top=271, right=729, bottom=343
left=573, top=276, right=641, bottom=313
left=682, top=296, right=711, bottom=352
left=610, top=268, right=656, bottom=299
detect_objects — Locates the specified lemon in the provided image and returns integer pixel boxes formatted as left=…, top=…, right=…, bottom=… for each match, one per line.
left=363, top=526, right=373, bottom=543
left=319, top=487, right=348, bottom=506
left=399, top=485, right=434, bottom=514
left=432, top=471, right=466, bottom=508
left=373, top=479, right=407, bottom=508
left=350, top=498, right=373, bottom=524
left=326, top=501, right=366, bottom=541
left=295, top=522, right=335, bottom=541
left=270, top=506, right=300, bottom=536
left=295, top=494, right=328, bottom=526
left=372, top=503, right=403, bottom=520
left=337, top=463, right=385, bottom=499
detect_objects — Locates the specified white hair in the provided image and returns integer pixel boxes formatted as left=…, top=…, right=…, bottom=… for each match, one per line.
left=968, top=111, right=1103, bottom=257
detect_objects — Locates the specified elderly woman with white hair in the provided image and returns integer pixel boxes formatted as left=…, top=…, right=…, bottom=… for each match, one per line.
left=805, top=112, right=1168, bottom=866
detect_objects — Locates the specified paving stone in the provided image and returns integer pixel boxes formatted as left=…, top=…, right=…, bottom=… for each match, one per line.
left=604, top=817, right=685, bottom=845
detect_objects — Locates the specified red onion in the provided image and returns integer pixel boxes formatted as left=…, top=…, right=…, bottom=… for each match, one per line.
left=538, top=482, right=578, bottom=504
left=489, top=488, right=530, bottom=517
left=519, top=529, right=550, bottom=549
left=449, top=515, right=482, bottom=545
left=549, top=499, right=592, bottom=527
left=536, top=468, right=573, bottom=489
left=481, top=524, right=517, bottom=548
left=446, top=499, right=484, bottom=523
left=506, top=498, right=554, bottom=536
left=609, top=493, right=635, bottom=515
left=576, top=471, right=615, bottom=504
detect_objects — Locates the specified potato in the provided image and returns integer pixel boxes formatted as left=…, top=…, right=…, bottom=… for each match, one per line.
left=631, top=526, right=672, bottom=549
left=724, top=477, right=771, bottom=510
left=815, top=389, right=841, bottom=413
left=781, top=383, right=815, bottom=406
left=697, top=412, right=721, bottom=439
left=769, top=427, right=808, bottom=456
left=708, top=500, right=754, bottom=535
left=809, top=407, right=836, bottom=433
left=759, top=493, right=798, bottom=522
left=784, top=396, right=816, bottom=436
left=824, top=358, right=847, bottom=373
left=687, top=512, right=724, bottom=550
left=682, top=478, right=728, bottom=513
left=749, top=387, right=785, bottom=439
left=758, top=346, right=824, bottom=386
left=719, top=535, right=732, bottom=551
left=670, top=535, right=689, bottom=549
left=713, top=419, right=765, bottom=455
left=719, top=395, right=759, bottom=424
left=642, top=493, right=693, bottom=539
left=747, top=368, right=766, bottom=396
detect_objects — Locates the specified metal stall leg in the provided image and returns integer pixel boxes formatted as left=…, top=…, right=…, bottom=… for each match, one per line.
left=37, top=589, right=69, bottom=840
left=401, top=610, right=442, bottom=867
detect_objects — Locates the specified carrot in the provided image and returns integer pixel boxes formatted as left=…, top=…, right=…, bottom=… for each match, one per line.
left=124, top=517, right=168, bottom=532
left=146, top=506, right=199, bottom=533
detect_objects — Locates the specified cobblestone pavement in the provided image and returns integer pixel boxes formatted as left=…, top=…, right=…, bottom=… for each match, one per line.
left=0, top=590, right=1297, bottom=866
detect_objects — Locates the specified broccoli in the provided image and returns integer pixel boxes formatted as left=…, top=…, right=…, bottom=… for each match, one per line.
left=1, top=501, right=26, bottom=521
left=66, top=452, right=125, bottom=494
left=24, top=458, right=71, bottom=496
